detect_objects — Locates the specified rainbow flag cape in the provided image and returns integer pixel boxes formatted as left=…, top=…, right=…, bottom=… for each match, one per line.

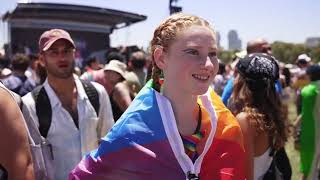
left=300, top=80, right=320, bottom=179
left=69, top=82, right=245, bottom=180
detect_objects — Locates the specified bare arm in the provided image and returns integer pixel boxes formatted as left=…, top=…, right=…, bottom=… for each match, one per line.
left=236, top=112, right=254, bottom=180
left=112, top=82, right=132, bottom=112
left=94, top=83, right=114, bottom=139
left=0, top=88, right=34, bottom=180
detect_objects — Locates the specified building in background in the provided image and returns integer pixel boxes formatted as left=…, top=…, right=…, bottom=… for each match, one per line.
left=228, top=30, right=241, bottom=51
left=216, top=31, right=221, bottom=49
left=2, top=2, right=146, bottom=61
left=306, top=37, right=320, bottom=48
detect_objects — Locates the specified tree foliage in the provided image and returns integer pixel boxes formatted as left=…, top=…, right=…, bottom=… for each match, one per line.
left=272, top=41, right=320, bottom=64
left=218, top=49, right=237, bottom=64
left=218, top=42, right=320, bottom=65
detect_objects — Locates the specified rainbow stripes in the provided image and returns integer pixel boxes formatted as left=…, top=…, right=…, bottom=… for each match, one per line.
left=181, top=130, right=205, bottom=163
left=69, top=84, right=245, bottom=180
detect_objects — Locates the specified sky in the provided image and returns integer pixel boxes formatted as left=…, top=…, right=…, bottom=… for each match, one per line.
left=0, top=0, right=319, bottom=50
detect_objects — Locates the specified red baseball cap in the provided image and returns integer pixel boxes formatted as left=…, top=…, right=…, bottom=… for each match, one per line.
left=38, top=29, right=75, bottom=52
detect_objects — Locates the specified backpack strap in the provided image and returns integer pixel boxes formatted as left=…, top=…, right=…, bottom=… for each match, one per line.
left=80, top=79, right=100, bottom=117
left=13, top=75, right=28, bottom=94
left=31, top=80, right=99, bottom=138
left=31, top=86, right=52, bottom=138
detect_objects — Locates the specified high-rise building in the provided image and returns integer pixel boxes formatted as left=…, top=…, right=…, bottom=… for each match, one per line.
left=228, top=30, right=242, bottom=51
left=216, top=31, right=221, bottom=49
left=306, top=37, right=320, bottom=48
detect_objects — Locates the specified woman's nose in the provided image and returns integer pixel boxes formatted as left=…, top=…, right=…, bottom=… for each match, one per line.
left=204, top=56, right=215, bottom=69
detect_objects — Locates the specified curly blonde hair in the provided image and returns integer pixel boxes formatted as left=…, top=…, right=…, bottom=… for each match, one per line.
left=148, top=13, right=216, bottom=92
left=230, top=75, right=288, bottom=149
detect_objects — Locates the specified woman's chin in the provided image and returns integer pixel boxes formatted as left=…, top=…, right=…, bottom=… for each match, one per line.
left=192, top=87, right=209, bottom=96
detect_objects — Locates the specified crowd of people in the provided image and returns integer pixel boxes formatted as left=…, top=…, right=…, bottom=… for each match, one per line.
left=0, top=12, right=319, bottom=180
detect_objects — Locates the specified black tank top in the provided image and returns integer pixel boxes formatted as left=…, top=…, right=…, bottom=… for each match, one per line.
left=110, top=90, right=134, bottom=122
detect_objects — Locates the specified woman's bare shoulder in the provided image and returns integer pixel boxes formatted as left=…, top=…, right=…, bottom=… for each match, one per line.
left=236, top=112, right=254, bottom=135
left=236, top=112, right=249, bottom=122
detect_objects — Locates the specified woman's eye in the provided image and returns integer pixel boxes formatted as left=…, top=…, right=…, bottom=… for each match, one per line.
left=184, top=49, right=199, bottom=56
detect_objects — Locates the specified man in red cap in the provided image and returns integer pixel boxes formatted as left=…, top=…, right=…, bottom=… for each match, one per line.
left=21, top=29, right=114, bottom=180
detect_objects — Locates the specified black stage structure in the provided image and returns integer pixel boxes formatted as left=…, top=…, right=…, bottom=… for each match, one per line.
left=2, top=2, right=147, bottom=59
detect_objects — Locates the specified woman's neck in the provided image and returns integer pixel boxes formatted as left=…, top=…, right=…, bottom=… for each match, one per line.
left=162, top=83, right=199, bottom=136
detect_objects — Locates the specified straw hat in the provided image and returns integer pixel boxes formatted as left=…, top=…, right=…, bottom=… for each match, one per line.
left=104, top=60, right=127, bottom=79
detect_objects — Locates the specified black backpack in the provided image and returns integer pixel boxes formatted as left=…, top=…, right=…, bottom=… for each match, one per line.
left=32, top=79, right=100, bottom=138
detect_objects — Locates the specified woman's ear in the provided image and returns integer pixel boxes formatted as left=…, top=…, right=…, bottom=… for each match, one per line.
left=153, top=47, right=166, bottom=70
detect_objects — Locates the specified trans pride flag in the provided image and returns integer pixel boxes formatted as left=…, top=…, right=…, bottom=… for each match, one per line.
left=69, top=83, right=245, bottom=180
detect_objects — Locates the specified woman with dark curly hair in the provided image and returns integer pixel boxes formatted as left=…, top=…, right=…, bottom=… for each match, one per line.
left=229, top=53, right=288, bottom=180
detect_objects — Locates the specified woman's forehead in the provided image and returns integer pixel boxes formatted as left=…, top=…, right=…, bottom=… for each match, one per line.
left=174, top=26, right=216, bottom=48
